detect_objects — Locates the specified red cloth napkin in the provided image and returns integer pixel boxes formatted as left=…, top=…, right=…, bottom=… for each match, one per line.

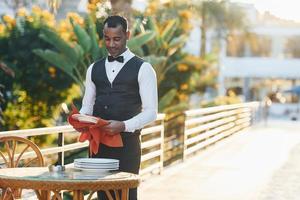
left=67, top=105, right=123, bottom=155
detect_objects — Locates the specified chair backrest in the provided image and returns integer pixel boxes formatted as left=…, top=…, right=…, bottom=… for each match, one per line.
left=0, top=136, right=44, bottom=168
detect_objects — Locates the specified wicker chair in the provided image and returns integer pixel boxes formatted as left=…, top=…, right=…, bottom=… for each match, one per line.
left=0, top=136, right=44, bottom=200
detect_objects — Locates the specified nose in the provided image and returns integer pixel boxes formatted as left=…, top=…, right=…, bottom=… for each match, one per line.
left=108, top=40, right=115, bottom=48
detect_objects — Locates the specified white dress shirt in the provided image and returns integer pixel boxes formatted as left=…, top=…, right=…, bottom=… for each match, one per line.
left=80, top=49, right=158, bottom=132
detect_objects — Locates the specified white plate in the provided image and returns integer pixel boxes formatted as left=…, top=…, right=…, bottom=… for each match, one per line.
left=74, top=164, right=118, bottom=169
left=72, top=114, right=98, bottom=123
left=74, top=163, right=119, bottom=166
left=74, top=162, right=119, bottom=165
left=75, top=164, right=118, bottom=169
left=74, top=167, right=118, bottom=172
left=74, top=158, right=119, bottom=164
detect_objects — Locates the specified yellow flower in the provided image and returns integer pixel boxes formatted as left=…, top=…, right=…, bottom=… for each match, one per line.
left=146, top=2, right=158, bottom=15
left=61, top=32, right=71, bottom=41
left=47, top=21, right=55, bottom=27
left=0, top=24, right=5, bottom=32
left=179, top=10, right=192, bottom=20
left=177, top=64, right=189, bottom=72
left=87, top=0, right=106, bottom=13
left=59, top=20, right=68, bottom=29
left=178, top=93, right=188, bottom=101
left=3, top=15, right=15, bottom=25
left=26, top=16, right=34, bottom=23
left=41, top=10, right=54, bottom=21
left=17, top=8, right=27, bottom=17
left=48, top=67, right=56, bottom=78
left=48, top=66, right=56, bottom=73
left=181, top=23, right=192, bottom=31
left=228, top=90, right=236, bottom=97
left=87, top=3, right=97, bottom=12
left=32, top=5, right=42, bottom=14
left=58, top=20, right=71, bottom=33
left=67, top=12, right=84, bottom=25
left=0, top=24, right=6, bottom=36
left=67, top=12, right=77, bottom=18
left=180, top=84, right=188, bottom=90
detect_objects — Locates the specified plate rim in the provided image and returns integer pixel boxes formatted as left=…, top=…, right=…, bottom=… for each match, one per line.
left=74, top=158, right=119, bottom=164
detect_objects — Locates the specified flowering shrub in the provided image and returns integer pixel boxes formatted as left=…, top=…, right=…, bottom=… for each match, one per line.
left=0, top=2, right=219, bottom=130
left=137, top=1, right=217, bottom=112
left=0, top=6, right=74, bottom=130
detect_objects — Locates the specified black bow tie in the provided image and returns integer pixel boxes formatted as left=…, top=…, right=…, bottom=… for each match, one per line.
left=108, top=56, right=124, bottom=63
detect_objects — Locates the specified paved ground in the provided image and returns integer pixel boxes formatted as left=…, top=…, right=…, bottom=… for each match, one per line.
left=139, top=120, right=300, bottom=200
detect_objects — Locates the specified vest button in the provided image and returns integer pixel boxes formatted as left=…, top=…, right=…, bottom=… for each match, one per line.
left=104, top=105, right=108, bottom=109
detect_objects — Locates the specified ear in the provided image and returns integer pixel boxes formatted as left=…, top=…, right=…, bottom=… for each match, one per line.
left=126, top=31, right=130, bottom=40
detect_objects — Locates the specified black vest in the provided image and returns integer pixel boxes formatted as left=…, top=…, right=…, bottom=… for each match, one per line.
left=91, top=56, right=144, bottom=121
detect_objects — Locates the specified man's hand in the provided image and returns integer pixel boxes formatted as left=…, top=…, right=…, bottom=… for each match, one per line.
left=101, top=120, right=125, bottom=135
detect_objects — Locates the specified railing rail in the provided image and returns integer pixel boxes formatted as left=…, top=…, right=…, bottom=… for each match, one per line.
left=140, top=114, right=165, bottom=175
left=0, top=102, right=261, bottom=176
left=0, top=114, right=165, bottom=176
left=183, top=102, right=260, bottom=160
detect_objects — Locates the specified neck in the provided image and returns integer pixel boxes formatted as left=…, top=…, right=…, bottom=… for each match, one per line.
left=115, top=48, right=127, bottom=57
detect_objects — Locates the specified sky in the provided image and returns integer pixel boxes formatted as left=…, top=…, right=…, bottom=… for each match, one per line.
left=132, top=0, right=300, bottom=22
left=232, top=0, right=300, bottom=22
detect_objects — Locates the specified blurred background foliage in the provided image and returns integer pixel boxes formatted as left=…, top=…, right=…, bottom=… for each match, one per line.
left=0, top=7, right=76, bottom=130
left=0, top=0, right=244, bottom=131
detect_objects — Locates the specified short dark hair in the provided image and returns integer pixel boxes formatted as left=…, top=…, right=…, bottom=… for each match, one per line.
left=103, top=15, right=128, bottom=33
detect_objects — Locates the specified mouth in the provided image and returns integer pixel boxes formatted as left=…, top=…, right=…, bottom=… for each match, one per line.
left=108, top=47, right=117, bottom=50
left=108, top=48, right=119, bottom=56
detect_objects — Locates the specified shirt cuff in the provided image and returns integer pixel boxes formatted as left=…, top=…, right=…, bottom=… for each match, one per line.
left=79, top=106, right=93, bottom=115
left=123, top=120, right=137, bottom=133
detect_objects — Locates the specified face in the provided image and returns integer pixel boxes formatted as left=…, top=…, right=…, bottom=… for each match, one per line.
left=103, top=24, right=129, bottom=57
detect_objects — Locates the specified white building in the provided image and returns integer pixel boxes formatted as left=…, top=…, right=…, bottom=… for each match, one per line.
left=185, top=3, right=300, bottom=103
left=219, top=4, right=300, bottom=101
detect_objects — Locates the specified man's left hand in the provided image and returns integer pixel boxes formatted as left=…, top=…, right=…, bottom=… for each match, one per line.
left=101, top=120, right=125, bottom=135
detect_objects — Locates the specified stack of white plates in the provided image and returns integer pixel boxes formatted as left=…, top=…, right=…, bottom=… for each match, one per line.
left=74, top=158, right=119, bottom=172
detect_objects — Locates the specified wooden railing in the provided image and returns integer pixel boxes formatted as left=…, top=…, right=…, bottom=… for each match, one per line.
left=0, top=114, right=165, bottom=176
left=140, top=114, right=165, bottom=175
left=183, top=102, right=260, bottom=160
left=0, top=102, right=262, bottom=176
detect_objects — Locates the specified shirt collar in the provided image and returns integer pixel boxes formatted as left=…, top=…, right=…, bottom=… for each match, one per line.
left=107, top=47, right=134, bottom=64
left=120, top=48, right=134, bottom=63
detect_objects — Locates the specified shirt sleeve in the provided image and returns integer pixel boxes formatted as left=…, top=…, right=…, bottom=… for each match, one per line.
left=80, top=63, right=96, bottom=115
left=123, top=62, right=158, bottom=132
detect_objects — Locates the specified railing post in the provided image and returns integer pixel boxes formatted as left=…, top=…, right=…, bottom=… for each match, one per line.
left=57, top=132, right=64, bottom=165
left=160, top=117, right=164, bottom=174
left=183, top=113, right=187, bottom=161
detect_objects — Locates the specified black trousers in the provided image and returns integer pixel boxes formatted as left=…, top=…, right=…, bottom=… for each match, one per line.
left=91, top=132, right=141, bottom=200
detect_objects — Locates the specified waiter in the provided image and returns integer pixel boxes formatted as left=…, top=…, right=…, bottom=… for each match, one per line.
left=80, top=15, right=158, bottom=200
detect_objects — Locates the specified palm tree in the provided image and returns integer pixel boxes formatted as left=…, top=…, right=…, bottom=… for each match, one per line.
left=109, top=0, right=132, bottom=14
left=193, top=0, right=247, bottom=58
left=34, top=16, right=156, bottom=93
left=109, top=0, right=133, bottom=26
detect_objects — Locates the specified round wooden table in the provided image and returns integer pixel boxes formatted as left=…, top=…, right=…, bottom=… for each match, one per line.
left=0, top=167, right=140, bottom=200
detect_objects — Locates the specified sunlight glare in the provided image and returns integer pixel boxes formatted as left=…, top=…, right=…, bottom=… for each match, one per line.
left=232, top=0, right=300, bottom=22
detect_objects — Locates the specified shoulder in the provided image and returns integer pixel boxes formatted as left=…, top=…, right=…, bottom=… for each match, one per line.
left=138, top=57, right=154, bottom=72
left=131, top=55, right=153, bottom=69
left=139, top=60, right=156, bottom=78
left=93, top=57, right=106, bottom=66
left=90, top=57, right=106, bottom=71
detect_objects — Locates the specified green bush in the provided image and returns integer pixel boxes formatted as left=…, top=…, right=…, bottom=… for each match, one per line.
left=0, top=8, right=74, bottom=130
